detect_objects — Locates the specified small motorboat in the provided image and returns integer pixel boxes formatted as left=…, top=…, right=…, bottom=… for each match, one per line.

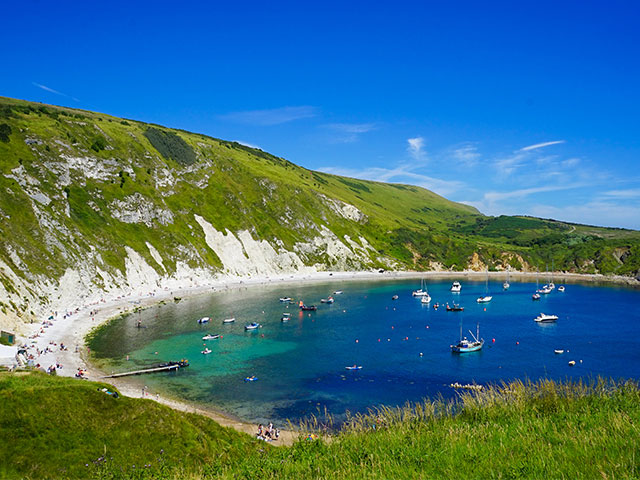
left=446, top=303, right=464, bottom=312
left=345, top=365, right=362, bottom=370
left=281, top=313, right=291, bottom=322
left=320, top=296, right=335, bottom=304
left=222, top=317, right=236, bottom=324
left=201, top=348, right=212, bottom=355
left=244, top=375, right=258, bottom=382
left=558, top=286, right=565, bottom=292
left=279, top=297, right=293, bottom=303
left=568, top=360, right=576, bottom=366
left=197, top=316, right=211, bottom=324
left=534, top=313, right=558, bottom=323
left=244, top=322, right=261, bottom=331
left=300, top=304, right=317, bottom=311
left=333, top=291, right=343, bottom=295
left=450, top=281, right=461, bottom=293
left=391, top=295, right=399, bottom=300
left=421, top=295, right=431, bottom=304
left=202, top=334, right=220, bottom=340
left=554, top=349, right=564, bottom=354
left=532, top=293, right=541, bottom=300
left=476, top=296, right=492, bottom=303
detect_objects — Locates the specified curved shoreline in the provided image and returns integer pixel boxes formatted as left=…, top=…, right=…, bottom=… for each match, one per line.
left=14, top=269, right=639, bottom=444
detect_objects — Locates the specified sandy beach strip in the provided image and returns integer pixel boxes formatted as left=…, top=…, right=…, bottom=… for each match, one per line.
left=11, top=269, right=639, bottom=445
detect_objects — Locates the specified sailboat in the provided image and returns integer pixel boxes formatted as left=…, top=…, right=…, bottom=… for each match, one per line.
left=532, top=268, right=541, bottom=300
left=451, top=322, right=484, bottom=353
left=412, top=278, right=430, bottom=299
left=477, top=270, right=492, bottom=303
left=503, top=269, right=510, bottom=290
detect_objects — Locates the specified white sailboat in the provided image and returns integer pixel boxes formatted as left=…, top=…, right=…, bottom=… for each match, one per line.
left=503, top=269, right=510, bottom=290
left=412, top=278, right=430, bottom=298
left=477, top=270, right=492, bottom=303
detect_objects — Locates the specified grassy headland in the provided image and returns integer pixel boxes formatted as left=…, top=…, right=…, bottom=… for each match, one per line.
left=1, top=371, right=638, bottom=479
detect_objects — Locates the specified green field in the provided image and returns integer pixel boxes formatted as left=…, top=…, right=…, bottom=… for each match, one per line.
left=1, top=371, right=638, bottom=479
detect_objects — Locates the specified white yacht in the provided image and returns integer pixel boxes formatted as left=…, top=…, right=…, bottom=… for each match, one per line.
left=450, top=281, right=461, bottom=293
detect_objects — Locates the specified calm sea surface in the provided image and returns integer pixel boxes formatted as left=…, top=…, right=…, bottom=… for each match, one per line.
left=89, top=278, right=640, bottom=425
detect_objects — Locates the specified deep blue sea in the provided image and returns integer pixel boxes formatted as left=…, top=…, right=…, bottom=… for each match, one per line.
left=89, top=278, right=640, bottom=425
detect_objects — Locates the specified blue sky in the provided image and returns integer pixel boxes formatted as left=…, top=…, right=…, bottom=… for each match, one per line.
left=3, top=1, right=640, bottom=229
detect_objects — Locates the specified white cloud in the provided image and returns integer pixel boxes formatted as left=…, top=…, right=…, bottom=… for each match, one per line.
left=520, top=140, right=565, bottom=151
left=602, top=188, right=640, bottom=199
left=318, top=164, right=465, bottom=197
left=407, top=137, right=426, bottom=160
left=322, top=123, right=377, bottom=143
left=529, top=200, right=640, bottom=230
left=451, top=144, right=480, bottom=167
left=32, top=82, right=79, bottom=101
left=233, top=140, right=261, bottom=150
left=219, top=106, right=317, bottom=126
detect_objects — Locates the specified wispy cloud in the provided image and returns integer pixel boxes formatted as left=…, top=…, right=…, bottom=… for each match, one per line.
left=530, top=199, right=640, bottom=230
left=407, top=137, right=426, bottom=161
left=322, top=122, right=377, bottom=143
left=520, top=140, right=565, bottom=151
left=32, top=82, right=79, bottom=101
left=233, top=140, right=261, bottom=150
left=219, top=106, right=317, bottom=126
left=602, top=188, right=640, bottom=199
left=451, top=143, right=480, bottom=167
left=318, top=164, right=465, bottom=197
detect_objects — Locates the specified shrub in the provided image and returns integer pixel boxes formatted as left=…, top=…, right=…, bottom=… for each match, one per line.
left=0, top=123, right=11, bottom=142
left=143, top=127, right=196, bottom=166
left=90, top=136, right=107, bottom=152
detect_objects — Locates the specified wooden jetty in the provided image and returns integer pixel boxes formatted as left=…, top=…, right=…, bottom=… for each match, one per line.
left=101, top=361, right=188, bottom=379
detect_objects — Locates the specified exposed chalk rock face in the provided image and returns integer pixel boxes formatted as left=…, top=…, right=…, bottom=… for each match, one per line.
left=110, top=193, right=174, bottom=227
left=194, top=215, right=312, bottom=276
left=318, top=194, right=368, bottom=223
left=53, top=155, right=121, bottom=185
left=293, top=225, right=375, bottom=270
left=124, top=247, right=160, bottom=290
left=146, top=242, right=166, bottom=272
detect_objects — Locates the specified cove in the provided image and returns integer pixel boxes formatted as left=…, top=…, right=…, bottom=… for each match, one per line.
left=88, top=278, right=640, bottom=426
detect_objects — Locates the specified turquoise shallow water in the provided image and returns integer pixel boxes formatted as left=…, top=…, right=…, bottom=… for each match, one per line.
left=89, top=278, right=640, bottom=425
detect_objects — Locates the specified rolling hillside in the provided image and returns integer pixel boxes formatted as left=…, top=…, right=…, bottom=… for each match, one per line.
left=0, top=96, right=638, bottom=328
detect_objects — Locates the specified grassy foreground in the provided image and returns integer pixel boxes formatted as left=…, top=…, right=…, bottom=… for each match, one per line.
left=1, top=372, right=639, bottom=479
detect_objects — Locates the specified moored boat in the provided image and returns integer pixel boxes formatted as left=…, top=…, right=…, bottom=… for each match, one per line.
left=446, top=303, right=464, bottom=312
left=201, top=348, right=212, bottom=355
left=534, top=313, right=558, bottom=323
left=244, top=322, right=261, bottom=330
left=244, top=375, right=258, bottom=382
left=421, top=294, right=431, bottom=304
left=532, top=293, right=541, bottom=300
left=476, top=295, right=492, bottom=303
left=320, top=296, right=335, bottom=304
left=558, top=286, right=565, bottom=292
left=222, top=317, right=236, bottom=324
left=451, top=322, right=484, bottom=353
left=412, top=278, right=430, bottom=297
left=197, top=316, right=211, bottom=324
left=281, top=313, right=291, bottom=322
left=554, top=349, right=564, bottom=354
left=450, top=281, right=461, bottom=292
left=345, top=365, right=362, bottom=370
left=279, top=297, right=293, bottom=303
left=202, top=334, right=220, bottom=340
left=391, top=295, right=399, bottom=300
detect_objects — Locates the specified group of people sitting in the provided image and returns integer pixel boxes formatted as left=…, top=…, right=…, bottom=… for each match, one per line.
left=75, top=368, right=88, bottom=379
left=256, top=422, right=279, bottom=441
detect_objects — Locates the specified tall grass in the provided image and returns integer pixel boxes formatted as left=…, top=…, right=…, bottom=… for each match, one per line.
left=2, top=372, right=639, bottom=479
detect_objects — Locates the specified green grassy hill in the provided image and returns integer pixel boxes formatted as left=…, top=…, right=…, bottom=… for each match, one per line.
left=2, top=372, right=638, bottom=479
left=0, top=96, right=639, bottom=325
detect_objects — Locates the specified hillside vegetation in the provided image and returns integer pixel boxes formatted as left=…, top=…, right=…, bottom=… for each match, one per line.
left=0, top=96, right=639, bottom=326
left=1, top=372, right=638, bottom=479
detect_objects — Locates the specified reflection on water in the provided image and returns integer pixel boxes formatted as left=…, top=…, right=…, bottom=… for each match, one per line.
left=89, top=279, right=640, bottom=425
